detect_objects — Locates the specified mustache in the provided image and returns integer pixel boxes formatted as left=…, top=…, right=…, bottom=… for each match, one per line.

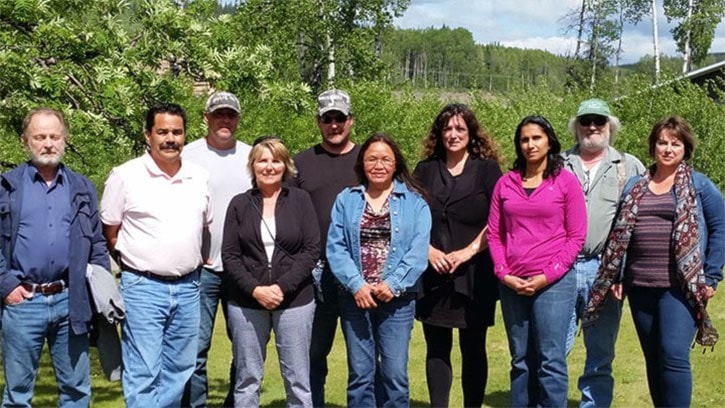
left=160, top=142, right=181, bottom=150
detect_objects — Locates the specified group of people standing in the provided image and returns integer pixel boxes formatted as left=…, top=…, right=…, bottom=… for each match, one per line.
left=0, top=88, right=722, bottom=408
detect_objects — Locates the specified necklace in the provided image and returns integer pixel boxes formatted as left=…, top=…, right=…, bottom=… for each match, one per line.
left=446, top=153, right=468, bottom=176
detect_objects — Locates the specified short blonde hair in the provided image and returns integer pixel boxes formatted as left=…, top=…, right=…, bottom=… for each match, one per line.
left=247, top=137, right=297, bottom=187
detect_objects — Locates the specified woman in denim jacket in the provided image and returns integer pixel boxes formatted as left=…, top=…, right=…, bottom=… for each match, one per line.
left=586, top=116, right=725, bottom=407
left=327, top=133, right=431, bottom=408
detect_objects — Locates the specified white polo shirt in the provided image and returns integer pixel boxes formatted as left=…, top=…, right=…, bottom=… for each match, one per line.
left=100, top=153, right=213, bottom=276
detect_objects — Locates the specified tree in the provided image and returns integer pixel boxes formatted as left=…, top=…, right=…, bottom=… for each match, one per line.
left=229, top=0, right=410, bottom=92
left=561, top=0, right=620, bottom=90
left=663, top=0, right=725, bottom=72
left=0, top=0, right=308, bottom=187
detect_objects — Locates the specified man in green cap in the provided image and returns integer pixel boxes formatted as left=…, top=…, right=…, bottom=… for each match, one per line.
left=562, top=98, right=645, bottom=408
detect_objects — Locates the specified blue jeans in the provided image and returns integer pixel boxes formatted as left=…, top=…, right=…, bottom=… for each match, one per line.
left=565, top=256, right=622, bottom=408
left=120, top=270, right=201, bottom=408
left=309, top=277, right=341, bottom=408
left=339, top=293, right=415, bottom=408
left=183, top=268, right=234, bottom=408
left=628, top=286, right=697, bottom=407
left=499, top=270, right=575, bottom=408
left=1, top=289, right=90, bottom=408
left=227, top=301, right=316, bottom=408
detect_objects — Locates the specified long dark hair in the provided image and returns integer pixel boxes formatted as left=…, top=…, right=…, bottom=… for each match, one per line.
left=512, top=115, right=563, bottom=179
left=421, top=103, right=503, bottom=164
left=355, top=133, right=427, bottom=197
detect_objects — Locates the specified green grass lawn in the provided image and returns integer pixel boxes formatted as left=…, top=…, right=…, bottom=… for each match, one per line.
left=3, top=297, right=725, bottom=407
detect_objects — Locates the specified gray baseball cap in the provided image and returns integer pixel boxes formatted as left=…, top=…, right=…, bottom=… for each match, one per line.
left=317, top=89, right=351, bottom=116
left=205, top=91, right=240, bottom=113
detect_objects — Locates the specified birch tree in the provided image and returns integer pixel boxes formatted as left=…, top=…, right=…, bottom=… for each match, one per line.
left=664, top=0, right=725, bottom=72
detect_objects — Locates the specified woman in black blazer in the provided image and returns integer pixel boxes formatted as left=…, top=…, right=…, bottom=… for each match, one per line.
left=222, top=136, right=320, bottom=408
left=413, top=104, right=503, bottom=407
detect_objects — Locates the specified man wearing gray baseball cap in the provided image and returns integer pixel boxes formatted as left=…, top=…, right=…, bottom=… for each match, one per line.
left=182, top=91, right=252, bottom=407
left=291, top=89, right=359, bottom=407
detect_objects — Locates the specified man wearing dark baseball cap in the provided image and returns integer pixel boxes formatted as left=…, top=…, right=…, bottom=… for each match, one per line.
left=290, top=89, right=359, bottom=407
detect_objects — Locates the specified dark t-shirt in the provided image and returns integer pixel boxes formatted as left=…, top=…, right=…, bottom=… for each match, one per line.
left=291, top=143, right=360, bottom=251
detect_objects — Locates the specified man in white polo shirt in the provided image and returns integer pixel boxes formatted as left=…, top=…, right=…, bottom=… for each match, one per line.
left=100, top=103, right=212, bottom=408
left=181, top=91, right=252, bottom=407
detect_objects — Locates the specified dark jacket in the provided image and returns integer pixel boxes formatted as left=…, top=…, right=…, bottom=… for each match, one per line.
left=0, top=162, right=110, bottom=335
left=222, top=186, right=320, bottom=309
left=413, top=156, right=501, bottom=326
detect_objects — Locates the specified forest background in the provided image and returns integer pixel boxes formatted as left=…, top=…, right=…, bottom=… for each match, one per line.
left=2, top=0, right=725, bottom=406
left=2, top=0, right=725, bottom=190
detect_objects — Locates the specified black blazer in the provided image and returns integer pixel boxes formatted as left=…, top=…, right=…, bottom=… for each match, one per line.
left=222, top=186, right=320, bottom=309
left=413, top=156, right=501, bottom=308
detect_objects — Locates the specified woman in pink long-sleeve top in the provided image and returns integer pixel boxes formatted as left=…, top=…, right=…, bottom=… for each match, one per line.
left=487, top=115, right=587, bottom=407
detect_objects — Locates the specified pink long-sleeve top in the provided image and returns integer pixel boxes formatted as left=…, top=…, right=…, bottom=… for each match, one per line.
left=487, top=169, right=587, bottom=284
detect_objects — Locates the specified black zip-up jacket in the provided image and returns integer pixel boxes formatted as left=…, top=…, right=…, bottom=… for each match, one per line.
left=222, top=186, right=320, bottom=309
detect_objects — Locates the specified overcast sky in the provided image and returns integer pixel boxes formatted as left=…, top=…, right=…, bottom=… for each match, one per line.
left=394, top=0, right=725, bottom=65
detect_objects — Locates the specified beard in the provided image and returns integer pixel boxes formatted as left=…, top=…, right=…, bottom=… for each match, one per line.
left=30, top=149, right=64, bottom=167
left=579, top=133, right=609, bottom=152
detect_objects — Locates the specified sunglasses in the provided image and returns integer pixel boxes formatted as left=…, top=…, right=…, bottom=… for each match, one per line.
left=578, top=115, right=608, bottom=127
left=320, top=113, right=349, bottom=124
left=253, top=135, right=283, bottom=146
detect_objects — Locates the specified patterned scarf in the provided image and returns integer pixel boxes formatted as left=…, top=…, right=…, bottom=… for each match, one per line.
left=584, top=161, right=717, bottom=348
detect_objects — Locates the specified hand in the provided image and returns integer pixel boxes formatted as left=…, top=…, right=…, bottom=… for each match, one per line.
left=372, top=281, right=394, bottom=303
left=428, top=247, right=451, bottom=275
left=252, top=285, right=284, bottom=310
left=703, top=285, right=716, bottom=301
left=4, top=285, right=32, bottom=305
left=610, top=283, right=623, bottom=301
left=353, top=284, right=378, bottom=309
left=519, top=274, right=548, bottom=296
left=502, top=275, right=535, bottom=296
left=444, top=247, right=476, bottom=274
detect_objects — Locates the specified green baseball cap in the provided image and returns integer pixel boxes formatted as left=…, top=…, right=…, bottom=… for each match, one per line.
left=576, top=98, right=610, bottom=117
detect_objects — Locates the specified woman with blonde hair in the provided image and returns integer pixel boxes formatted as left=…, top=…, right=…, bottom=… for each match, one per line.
left=222, top=136, right=320, bottom=408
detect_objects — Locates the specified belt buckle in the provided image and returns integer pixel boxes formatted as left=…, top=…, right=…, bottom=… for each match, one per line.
left=37, top=280, right=64, bottom=295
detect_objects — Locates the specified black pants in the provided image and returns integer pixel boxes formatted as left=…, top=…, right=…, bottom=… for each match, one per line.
left=423, top=323, right=489, bottom=407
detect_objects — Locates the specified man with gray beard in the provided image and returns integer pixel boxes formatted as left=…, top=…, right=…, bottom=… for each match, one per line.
left=563, top=99, right=644, bottom=408
left=0, top=108, right=110, bottom=406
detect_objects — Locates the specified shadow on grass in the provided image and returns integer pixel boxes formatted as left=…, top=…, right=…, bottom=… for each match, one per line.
left=480, top=390, right=579, bottom=408
left=261, top=399, right=344, bottom=408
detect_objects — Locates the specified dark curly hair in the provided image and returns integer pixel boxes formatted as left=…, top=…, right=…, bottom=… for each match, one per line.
left=421, top=103, right=503, bottom=165
left=512, top=115, right=563, bottom=179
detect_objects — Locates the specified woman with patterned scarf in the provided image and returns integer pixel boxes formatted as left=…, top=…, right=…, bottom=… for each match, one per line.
left=584, top=116, right=725, bottom=407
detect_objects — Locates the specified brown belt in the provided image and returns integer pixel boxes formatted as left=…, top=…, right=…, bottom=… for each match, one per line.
left=20, top=280, right=66, bottom=295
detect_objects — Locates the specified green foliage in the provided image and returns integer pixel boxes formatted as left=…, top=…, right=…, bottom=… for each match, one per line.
left=227, top=0, right=409, bottom=92
left=0, top=0, right=309, bottom=188
left=381, top=27, right=570, bottom=93
left=664, top=0, right=725, bottom=66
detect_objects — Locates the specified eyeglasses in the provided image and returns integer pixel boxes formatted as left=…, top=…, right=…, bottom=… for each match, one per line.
left=578, top=115, right=608, bottom=127
left=320, top=113, right=349, bottom=124
left=364, top=157, right=395, bottom=167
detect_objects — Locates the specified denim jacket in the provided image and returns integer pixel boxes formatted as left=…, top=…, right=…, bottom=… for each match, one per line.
left=0, top=162, right=110, bottom=334
left=326, top=179, right=431, bottom=296
left=621, top=170, right=725, bottom=288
